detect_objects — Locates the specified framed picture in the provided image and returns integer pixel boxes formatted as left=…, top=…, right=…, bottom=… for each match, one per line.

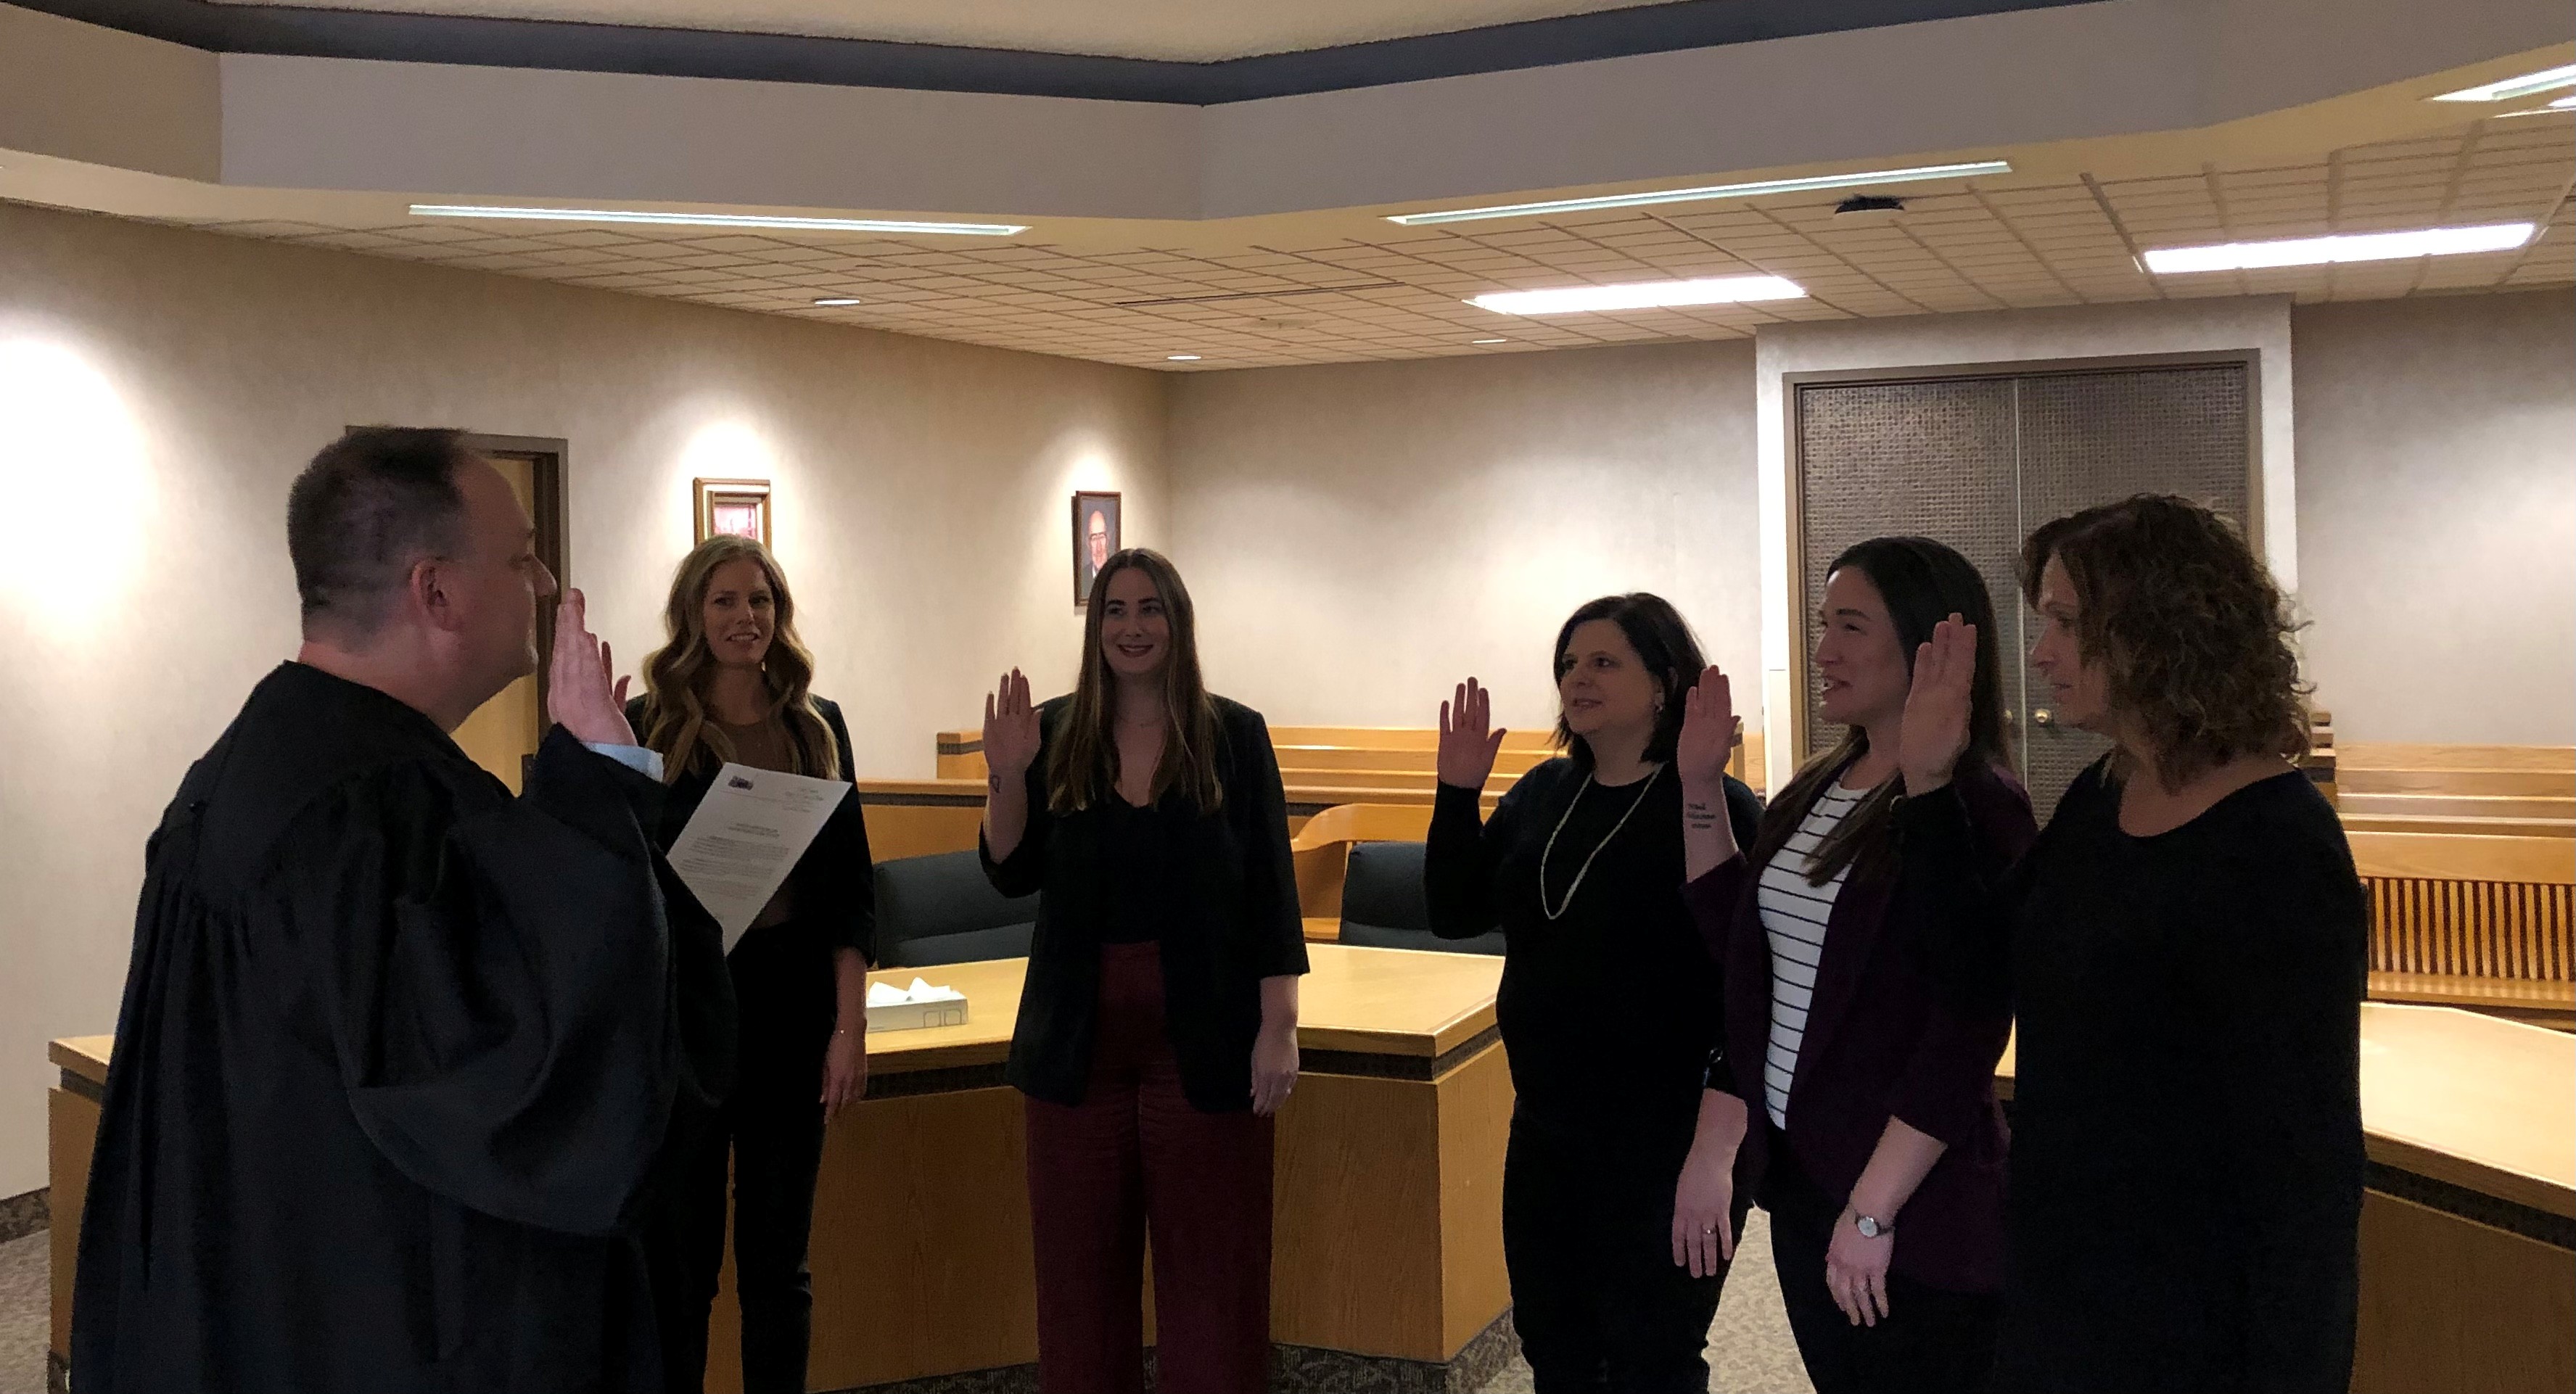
left=1071, top=491, right=1122, bottom=605
left=694, top=478, right=772, bottom=547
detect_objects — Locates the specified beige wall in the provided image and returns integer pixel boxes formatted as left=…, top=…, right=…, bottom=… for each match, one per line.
left=2292, top=290, right=2576, bottom=746
left=0, top=199, right=1166, bottom=1196
left=1164, top=342, right=1762, bottom=737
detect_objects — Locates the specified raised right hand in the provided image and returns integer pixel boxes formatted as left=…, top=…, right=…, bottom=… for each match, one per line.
left=548, top=588, right=638, bottom=748
left=1898, top=615, right=1977, bottom=796
left=1676, top=665, right=1736, bottom=788
left=982, top=669, right=1042, bottom=780
left=1436, top=678, right=1508, bottom=790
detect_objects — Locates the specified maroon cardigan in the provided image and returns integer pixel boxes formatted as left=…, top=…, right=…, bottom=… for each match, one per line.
left=1682, top=760, right=2033, bottom=1292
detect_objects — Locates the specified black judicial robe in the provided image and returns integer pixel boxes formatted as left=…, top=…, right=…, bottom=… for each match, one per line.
left=72, top=662, right=734, bottom=1394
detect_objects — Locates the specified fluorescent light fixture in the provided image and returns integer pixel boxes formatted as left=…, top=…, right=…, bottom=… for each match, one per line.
left=1472, top=337, right=1509, bottom=344
left=2429, top=63, right=2576, bottom=102
left=1386, top=161, right=2012, bottom=226
left=812, top=297, right=862, bottom=306
left=1470, top=275, right=1805, bottom=315
left=408, top=205, right=1028, bottom=236
left=2140, top=222, right=2535, bottom=274
left=1167, top=354, right=1203, bottom=361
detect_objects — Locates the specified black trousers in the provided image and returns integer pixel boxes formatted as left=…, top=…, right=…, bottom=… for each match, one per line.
left=1502, top=1109, right=1739, bottom=1394
left=648, top=923, right=836, bottom=1394
left=1762, top=1138, right=1999, bottom=1394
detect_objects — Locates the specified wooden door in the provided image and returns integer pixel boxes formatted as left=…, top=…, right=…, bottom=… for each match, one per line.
left=450, top=453, right=546, bottom=793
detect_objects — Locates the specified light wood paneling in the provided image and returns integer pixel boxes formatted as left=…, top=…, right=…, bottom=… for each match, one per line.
left=858, top=798, right=987, bottom=861
left=448, top=453, right=542, bottom=793
left=2352, top=1190, right=2576, bottom=1394
left=2353, top=1007, right=2576, bottom=1219
left=49, top=1086, right=98, bottom=1362
left=710, top=1087, right=1039, bottom=1393
left=1271, top=1072, right=1446, bottom=1360
left=2349, top=833, right=2575, bottom=884
left=2341, top=744, right=2576, bottom=775
left=1296, top=944, right=1500, bottom=1057
left=1435, top=1044, right=1515, bottom=1358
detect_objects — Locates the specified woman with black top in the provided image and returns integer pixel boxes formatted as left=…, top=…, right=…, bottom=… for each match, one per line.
left=1901, top=495, right=2365, bottom=1393
left=1425, top=593, right=1763, bottom=1393
left=979, top=548, right=1307, bottom=1394
left=1668, top=537, right=2033, bottom=1394
left=631, top=535, right=876, bottom=1394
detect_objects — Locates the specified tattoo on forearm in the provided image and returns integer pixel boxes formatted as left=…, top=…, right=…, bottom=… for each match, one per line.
left=988, top=775, right=1002, bottom=793
left=1684, top=800, right=1719, bottom=830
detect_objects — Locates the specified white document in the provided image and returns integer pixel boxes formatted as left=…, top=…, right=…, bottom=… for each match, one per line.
left=667, top=762, right=851, bottom=952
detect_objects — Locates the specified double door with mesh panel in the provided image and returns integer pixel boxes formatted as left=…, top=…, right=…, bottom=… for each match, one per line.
left=1793, top=360, right=2254, bottom=815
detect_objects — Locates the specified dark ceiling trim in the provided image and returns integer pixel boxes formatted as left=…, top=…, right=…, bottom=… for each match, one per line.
left=20, top=0, right=2097, bottom=104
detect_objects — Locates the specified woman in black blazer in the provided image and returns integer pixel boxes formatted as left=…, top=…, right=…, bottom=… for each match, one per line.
left=979, top=548, right=1306, bottom=1394
left=630, top=535, right=876, bottom=1394
left=1904, top=495, right=2364, bottom=1393
left=1670, top=537, right=2033, bottom=1394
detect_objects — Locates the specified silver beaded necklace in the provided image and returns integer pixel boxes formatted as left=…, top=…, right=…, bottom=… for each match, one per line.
left=1537, top=763, right=1665, bottom=921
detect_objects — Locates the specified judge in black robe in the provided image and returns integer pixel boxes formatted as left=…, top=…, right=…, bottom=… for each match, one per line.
left=72, top=429, right=731, bottom=1394
left=72, top=662, right=734, bottom=1392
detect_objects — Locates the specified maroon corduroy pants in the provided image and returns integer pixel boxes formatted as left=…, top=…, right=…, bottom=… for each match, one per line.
left=1024, top=941, right=1275, bottom=1394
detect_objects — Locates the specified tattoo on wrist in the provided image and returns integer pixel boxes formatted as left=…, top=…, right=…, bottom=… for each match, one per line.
left=1684, top=800, right=1719, bottom=830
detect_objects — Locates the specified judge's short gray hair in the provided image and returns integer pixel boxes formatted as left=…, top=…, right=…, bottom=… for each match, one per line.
left=287, top=426, right=472, bottom=640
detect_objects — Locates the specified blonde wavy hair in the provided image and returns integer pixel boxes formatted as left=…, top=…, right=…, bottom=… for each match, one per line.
left=638, top=535, right=839, bottom=783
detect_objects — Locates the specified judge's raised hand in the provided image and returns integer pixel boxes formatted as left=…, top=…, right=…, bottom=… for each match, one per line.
left=1436, top=679, right=1508, bottom=791
left=982, top=669, right=1042, bottom=781
left=549, top=588, right=638, bottom=748
left=1898, top=614, right=1977, bottom=796
left=1676, top=666, right=1737, bottom=788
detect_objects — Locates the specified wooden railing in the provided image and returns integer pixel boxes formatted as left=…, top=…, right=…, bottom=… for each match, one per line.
left=2336, top=742, right=2575, bottom=838
left=2351, top=828, right=2575, bottom=1028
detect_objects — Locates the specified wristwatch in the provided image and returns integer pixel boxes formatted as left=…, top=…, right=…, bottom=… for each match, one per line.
left=1853, top=1213, right=1894, bottom=1240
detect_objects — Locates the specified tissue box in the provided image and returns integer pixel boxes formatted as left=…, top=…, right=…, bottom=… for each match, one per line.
left=865, top=978, right=970, bottom=1033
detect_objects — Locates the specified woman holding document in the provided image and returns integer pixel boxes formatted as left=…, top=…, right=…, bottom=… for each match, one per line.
left=980, top=547, right=1307, bottom=1394
left=632, top=534, right=877, bottom=1394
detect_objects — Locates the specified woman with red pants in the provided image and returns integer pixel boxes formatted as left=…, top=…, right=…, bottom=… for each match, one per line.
left=979, top=547, right=1308, bottom=1394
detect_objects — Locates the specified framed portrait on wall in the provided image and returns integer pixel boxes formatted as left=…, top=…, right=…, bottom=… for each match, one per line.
left=694, top=478, right=772, bottom=547
left=1072, top=491, right=1122, bottom=605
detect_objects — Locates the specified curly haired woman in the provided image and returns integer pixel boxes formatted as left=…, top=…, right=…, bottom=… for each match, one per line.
left=1898, top=495, right=2364, bottom=1394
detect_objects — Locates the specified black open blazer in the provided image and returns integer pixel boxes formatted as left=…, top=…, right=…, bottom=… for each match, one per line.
left=981, top=695, right=1309, bottom=1113
left=627, top=694, right=877, bottom=965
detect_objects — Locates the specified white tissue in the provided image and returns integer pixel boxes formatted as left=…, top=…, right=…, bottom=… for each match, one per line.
left=866, top=978, right=963, bottom=1007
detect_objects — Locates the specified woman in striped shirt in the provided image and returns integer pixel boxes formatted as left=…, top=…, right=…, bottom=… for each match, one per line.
left=1669, top=537, right=2034, bottom=1394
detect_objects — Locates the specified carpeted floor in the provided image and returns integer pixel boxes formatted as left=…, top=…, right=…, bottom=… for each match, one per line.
left=0, top=1216, right=1814, bottom=1394
left=0, top=1232, right=45, bottom=1394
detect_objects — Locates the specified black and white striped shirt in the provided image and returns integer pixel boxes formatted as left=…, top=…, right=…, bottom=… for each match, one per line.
left=1757, top=783, right=1868, bottom=1129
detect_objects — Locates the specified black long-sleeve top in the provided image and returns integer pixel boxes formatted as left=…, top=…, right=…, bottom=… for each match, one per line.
left=1901, top=758, right=2365, bottom=1394
left=628, top=694, right=877, bottom=965
left=1425, top=758, right=1762, bottom=1139
left=982, top=695, right=1309, bottom=1113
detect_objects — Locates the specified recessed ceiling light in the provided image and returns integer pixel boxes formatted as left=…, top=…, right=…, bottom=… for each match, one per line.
left=2140, top=223, right=2535, bottom=274
left=1167, top=354, right=1203, bottom=361
left=1386, top=161, right=2011, bottom=226
left=1473, top=338, right=1509, bottom=345
left=1469, top=275, right=1806, bottom=315
left=812, top=297, right=862, bottom=306
left=408, top=205, right=1028, bottom=236
left=2430, top=64, right=2576, bottom=102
